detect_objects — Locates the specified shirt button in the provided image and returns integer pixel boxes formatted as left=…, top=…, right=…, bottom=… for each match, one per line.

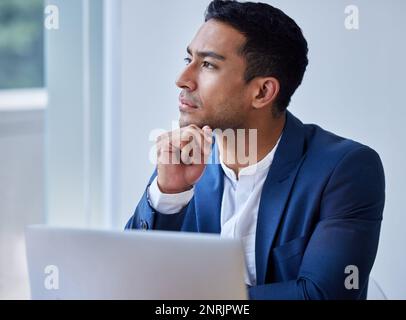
left=140, top=220, right=149, bottom=230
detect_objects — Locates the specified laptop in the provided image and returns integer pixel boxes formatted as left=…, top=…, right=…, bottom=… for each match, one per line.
left=25, top=225, right=248, bottom=300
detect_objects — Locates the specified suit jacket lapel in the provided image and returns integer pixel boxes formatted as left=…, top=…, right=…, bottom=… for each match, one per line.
left=256, top=111, right=306, bottom=285
left=192, top=113, right=306, bottom=282
left=194, top=139, right=223, bottom=233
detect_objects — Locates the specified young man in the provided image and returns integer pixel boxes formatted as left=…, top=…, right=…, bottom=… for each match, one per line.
left=126, top=0, right=385, bottom=300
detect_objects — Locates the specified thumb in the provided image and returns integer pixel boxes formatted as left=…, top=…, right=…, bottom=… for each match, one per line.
left=202, top=125, right=212, bottom=137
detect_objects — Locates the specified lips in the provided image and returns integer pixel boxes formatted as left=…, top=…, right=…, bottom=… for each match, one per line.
left=179, top=97, right=199, bottom=112
left=179, top=98, right=198, bottom=108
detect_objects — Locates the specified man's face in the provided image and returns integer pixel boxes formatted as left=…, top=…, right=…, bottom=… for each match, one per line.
left=176, top=19, right=251, bottom=130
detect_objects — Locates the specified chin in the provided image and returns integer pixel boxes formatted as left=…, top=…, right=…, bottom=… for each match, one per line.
left=179, top=114, right=204, bottom=128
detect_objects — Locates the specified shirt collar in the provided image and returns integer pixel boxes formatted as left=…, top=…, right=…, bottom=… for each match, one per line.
left=218, top=133, right=282, bottom=182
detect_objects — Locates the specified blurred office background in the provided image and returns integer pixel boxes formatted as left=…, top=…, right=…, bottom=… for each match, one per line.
left=0, top=0, right=405, bottom=299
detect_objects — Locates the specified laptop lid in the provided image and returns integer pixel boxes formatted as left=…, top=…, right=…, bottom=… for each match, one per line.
left=25, top=225, right=247, bottom=300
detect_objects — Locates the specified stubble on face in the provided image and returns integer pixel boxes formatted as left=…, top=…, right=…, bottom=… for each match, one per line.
left=179, top=95, right=247, bottom=130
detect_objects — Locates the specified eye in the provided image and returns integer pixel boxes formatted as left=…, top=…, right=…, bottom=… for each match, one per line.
left=202, top=61, right=216, bottom=69
left=183, top=58, right=216, bottom=69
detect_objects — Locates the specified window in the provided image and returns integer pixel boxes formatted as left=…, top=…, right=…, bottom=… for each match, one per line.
left=0, top=0, right=44, bottom=89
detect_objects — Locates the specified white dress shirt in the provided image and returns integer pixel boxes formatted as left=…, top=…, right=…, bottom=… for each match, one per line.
left=148, top=137, right=281, bottom=286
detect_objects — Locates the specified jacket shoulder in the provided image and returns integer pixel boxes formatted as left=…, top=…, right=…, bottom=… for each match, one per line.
left=302, top=123, right=381, bottom=165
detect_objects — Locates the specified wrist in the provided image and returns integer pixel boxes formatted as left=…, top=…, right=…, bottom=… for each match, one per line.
left=157, top=180, right=193, bottom=194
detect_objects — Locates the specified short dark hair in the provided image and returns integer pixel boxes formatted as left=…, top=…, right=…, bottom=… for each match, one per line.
left=205, top=0, right=309, bottom=114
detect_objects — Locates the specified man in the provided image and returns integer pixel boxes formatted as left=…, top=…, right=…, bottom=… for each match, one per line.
left=126, top=0, right=385, bottom=300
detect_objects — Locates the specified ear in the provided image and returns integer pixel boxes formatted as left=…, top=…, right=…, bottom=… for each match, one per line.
left=251, top=77, right=280, bottom=110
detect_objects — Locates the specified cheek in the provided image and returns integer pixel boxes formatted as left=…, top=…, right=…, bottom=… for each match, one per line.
left=198, top=76, right=220, bottom=99
left=199, top=76, right=244, bottom=110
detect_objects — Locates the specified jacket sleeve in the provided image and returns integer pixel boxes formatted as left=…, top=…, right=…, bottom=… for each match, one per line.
left=249, top=146, right=385, bottom=300
left=125, top=169, right=191, bottom=231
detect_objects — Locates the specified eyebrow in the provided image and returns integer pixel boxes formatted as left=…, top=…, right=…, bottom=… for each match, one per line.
left=187, top=46, right=226, bottom=61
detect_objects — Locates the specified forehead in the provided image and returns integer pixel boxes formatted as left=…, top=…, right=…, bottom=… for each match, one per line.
left=189, top=19, right=246, bottom=56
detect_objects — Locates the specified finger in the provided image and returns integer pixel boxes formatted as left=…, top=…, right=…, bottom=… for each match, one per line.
left=200, top=126, right=212, bottom=164
left=180, top=127, right=206, bottom=165
left=181, top=140, right=199, bottom=165
left=157, top=131, right=182, bottom=165
left=180, top=126, right=203, bottom=145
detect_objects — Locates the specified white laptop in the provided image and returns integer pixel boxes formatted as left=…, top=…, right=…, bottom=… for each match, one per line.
left=25, top=225, right=248, bottom=300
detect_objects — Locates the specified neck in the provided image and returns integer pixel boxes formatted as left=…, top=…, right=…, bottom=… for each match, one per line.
left=216, top=112, right=286, bottom=178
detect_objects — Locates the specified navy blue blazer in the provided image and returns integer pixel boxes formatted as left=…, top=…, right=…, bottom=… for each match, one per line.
left=125, top=111, right=385, bottom=300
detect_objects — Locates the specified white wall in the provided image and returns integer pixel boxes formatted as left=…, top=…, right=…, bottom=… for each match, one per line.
left=0, top=110, right=45, bottom=299
left=118, top=0, right=406, bottom=298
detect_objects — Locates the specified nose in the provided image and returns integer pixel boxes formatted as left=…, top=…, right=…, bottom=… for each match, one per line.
left=175, top=65, right=197, bottom=91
